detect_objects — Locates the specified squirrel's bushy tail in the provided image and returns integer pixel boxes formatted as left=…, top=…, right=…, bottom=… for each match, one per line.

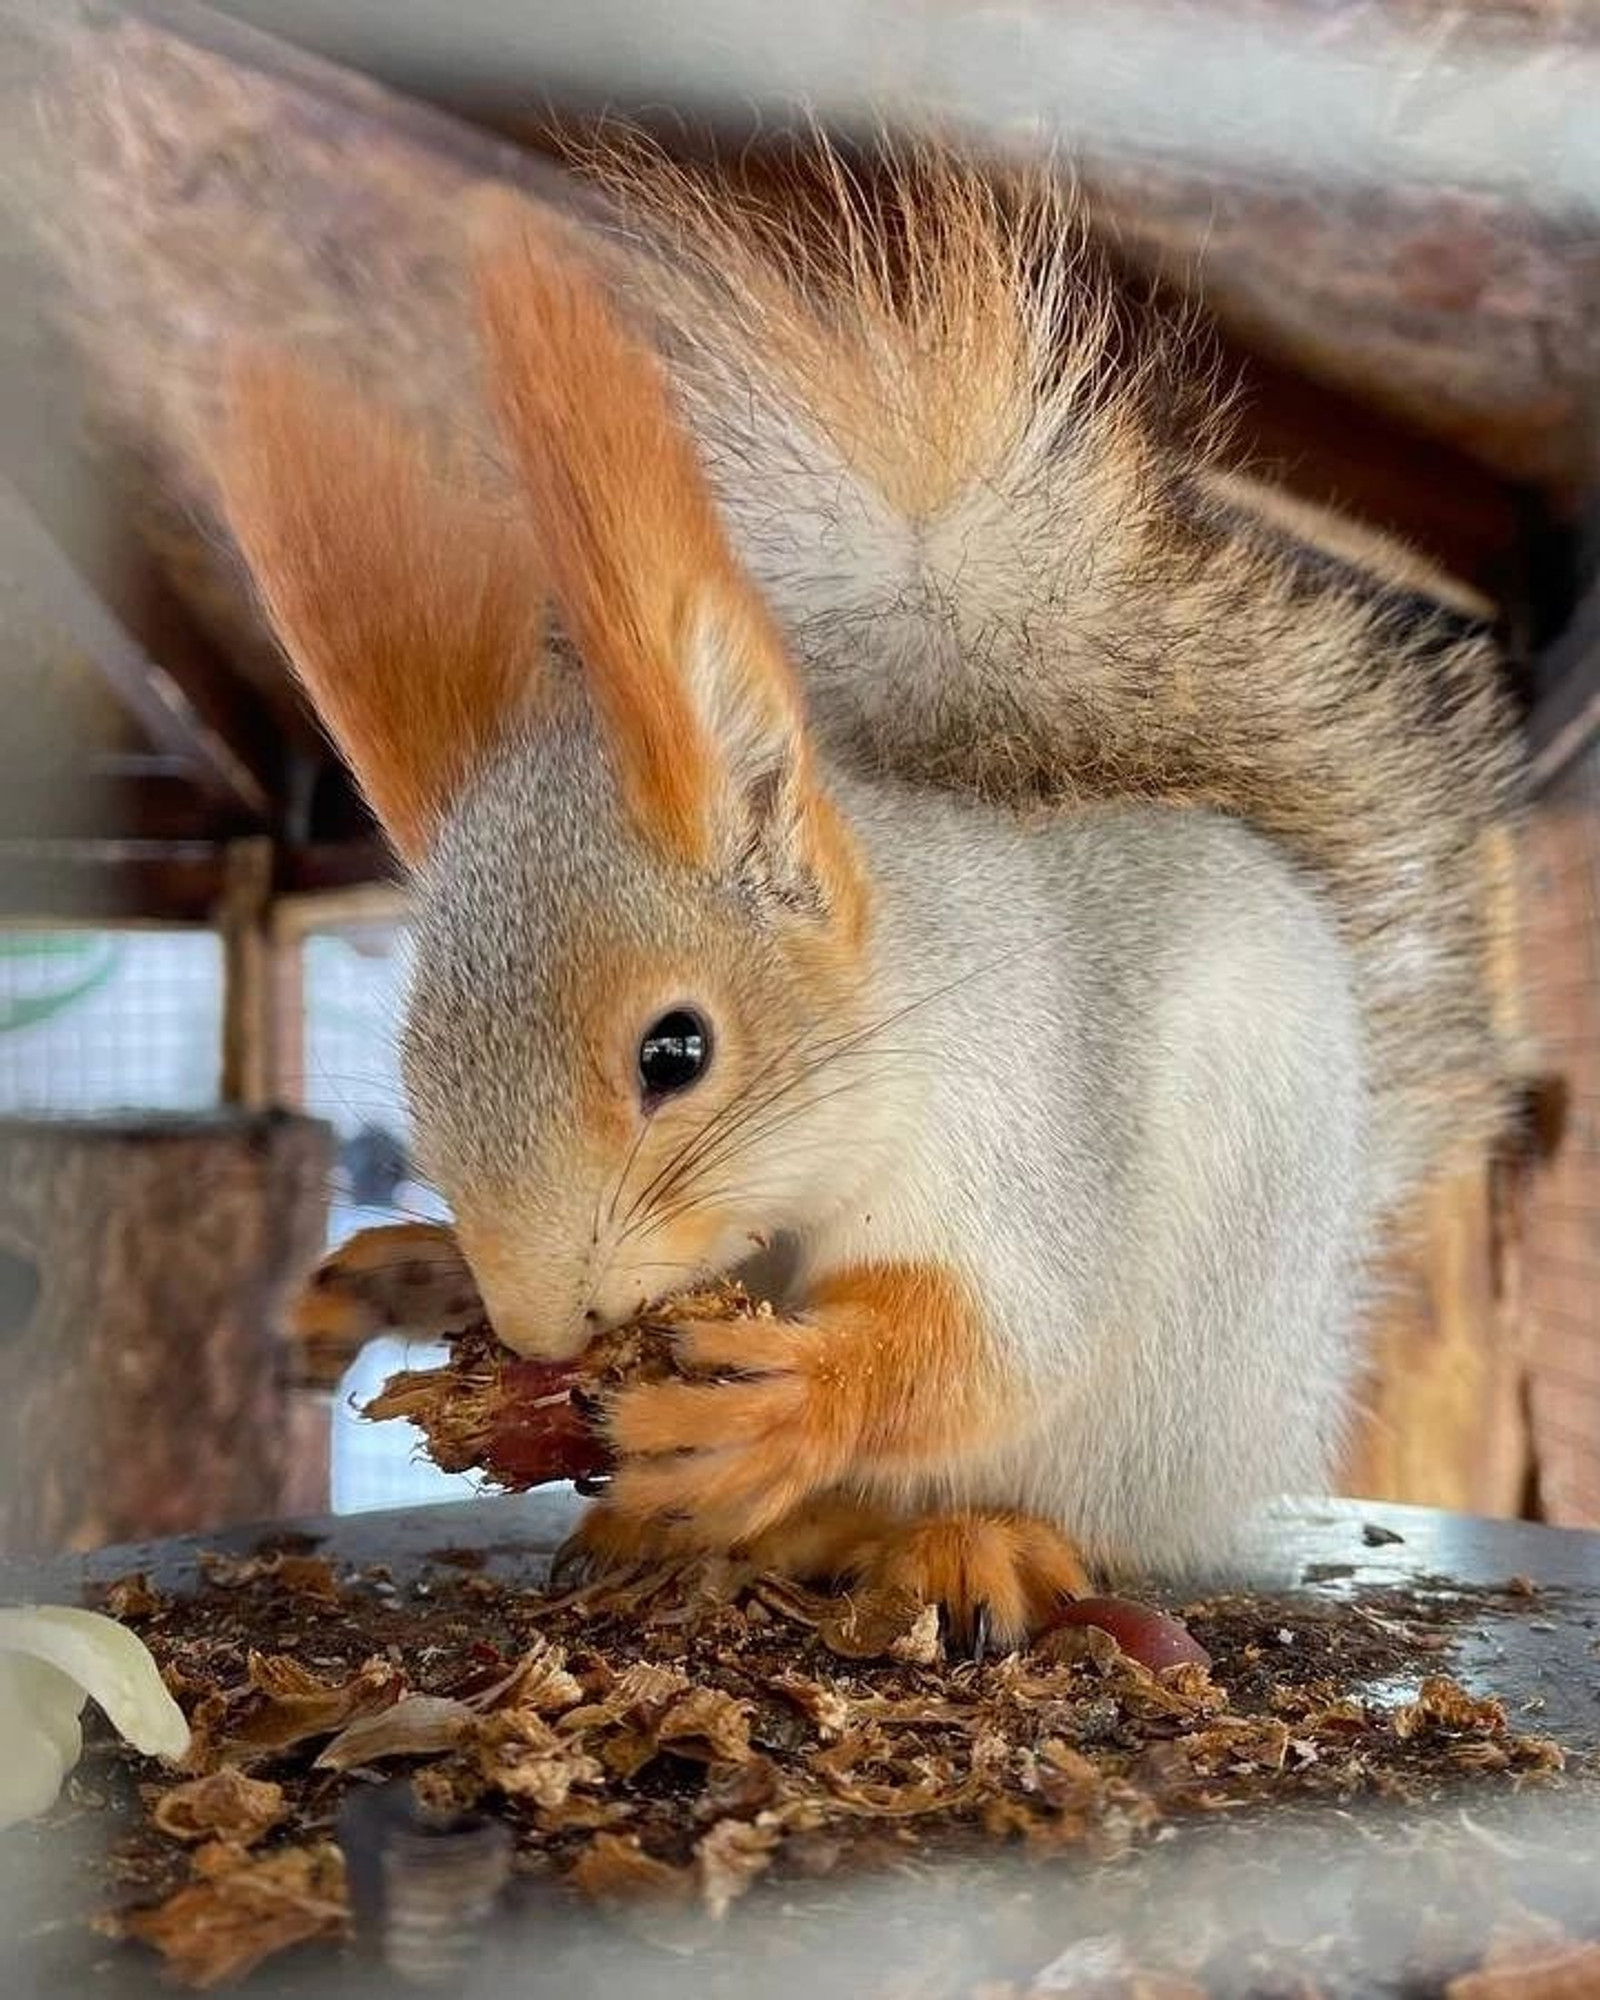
left=592, top=140, right=1521, bottom=1209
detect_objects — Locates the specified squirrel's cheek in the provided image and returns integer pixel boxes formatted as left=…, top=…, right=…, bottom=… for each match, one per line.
left=592, top=1203, right=736, bottom=1329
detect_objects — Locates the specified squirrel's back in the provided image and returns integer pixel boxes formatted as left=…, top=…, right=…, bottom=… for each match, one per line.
left=597, top=142, right=1521, bottom=1211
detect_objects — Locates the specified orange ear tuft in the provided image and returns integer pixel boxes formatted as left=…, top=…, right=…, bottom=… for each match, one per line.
left=473, top=203, right=807, bottom=864
left=213, top=355, right=544, bottom=864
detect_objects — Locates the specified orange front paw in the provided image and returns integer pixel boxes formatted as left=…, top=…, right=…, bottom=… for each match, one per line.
left=290, top=1222, right=479, bottom=1389
left=847, top=1511, right=1093, bottom=1656
left=601, top=1311, right=860, bottom=1551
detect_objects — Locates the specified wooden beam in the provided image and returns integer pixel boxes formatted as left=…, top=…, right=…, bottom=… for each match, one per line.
left=205, top=1, right=1600, bottom=492
left=0, top=772, right=249, bottom=846
left=88, top=752, right=194, bottom=780
left=0, top=836, right=395, bottom=923
left=271, top=879, right=410, bottom=944
left=0, top=476, right=273, bottom=819
left=122, top=0, right=602, bottom=211
left=0, top=843, right=224, bottom=923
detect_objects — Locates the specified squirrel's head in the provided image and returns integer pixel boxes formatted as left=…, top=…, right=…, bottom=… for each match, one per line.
left=214, top=195, right=876, bottom=1359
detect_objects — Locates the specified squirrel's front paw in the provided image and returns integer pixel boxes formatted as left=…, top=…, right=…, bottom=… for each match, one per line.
left=601, top=1312, right=859, bottom=1550
left=290, top=1222, right=479, bottom=1389
left=847, top=1511, right=1093, bottom=1657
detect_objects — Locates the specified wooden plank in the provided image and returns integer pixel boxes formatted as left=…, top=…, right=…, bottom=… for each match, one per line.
left=1339, top=1167, right=1529, bottom=1518
left=0, top=772, right=247, bottom=846
left=0, top=475, right=272, bottom=817
left=0, top=837, right=395, bottom=922
left=0, top=845, right=223, bottom=923
left=122, top=0, right=602, bottom=211
left=1511, top=737, right=1600, bottom=1528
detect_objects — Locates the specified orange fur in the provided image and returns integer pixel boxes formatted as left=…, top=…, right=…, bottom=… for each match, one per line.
left=840, top=1512, right=1093, bottom=1651
left=598, top=1260, right=1003, bottom=1548
left=472, top=197, right=812, bottom=865
left=569, top=1491, right=1090, bottom=1649
left=213, top=356, right=544, bottom=862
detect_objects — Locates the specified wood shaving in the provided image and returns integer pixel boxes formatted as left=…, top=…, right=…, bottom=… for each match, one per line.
left=314, top=1695, right=475, bottom=1771
left=117, top=1841, right=347, bottom=1990
left=210, top=1653, right=404, bottom=1763
left=150, top=1770, right=286, bottom=1848
left=28, top=1547, right=1598, bottom=1995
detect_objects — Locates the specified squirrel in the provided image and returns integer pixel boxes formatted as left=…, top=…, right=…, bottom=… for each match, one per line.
left=220, top=144, right=1518, bottom=1647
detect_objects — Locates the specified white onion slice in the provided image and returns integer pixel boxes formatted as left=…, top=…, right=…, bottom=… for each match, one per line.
left=0, top=1605, right=191, bottom=1831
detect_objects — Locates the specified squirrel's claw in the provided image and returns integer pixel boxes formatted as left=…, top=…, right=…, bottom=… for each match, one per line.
left=842, top=1511, right=1093, bottom=1656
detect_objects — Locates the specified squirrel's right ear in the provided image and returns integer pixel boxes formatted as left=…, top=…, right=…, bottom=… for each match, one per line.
left=212, top=357, right=543, bottom=865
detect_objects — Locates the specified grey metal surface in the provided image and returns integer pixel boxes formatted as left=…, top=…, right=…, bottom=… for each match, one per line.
left=3, top=1494, right=1599, bottom=1998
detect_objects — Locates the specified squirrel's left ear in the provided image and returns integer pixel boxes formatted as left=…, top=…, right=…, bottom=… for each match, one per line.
left=213, top=356, right=544, bottom=865
left=472, top=191, right=857, bottom=918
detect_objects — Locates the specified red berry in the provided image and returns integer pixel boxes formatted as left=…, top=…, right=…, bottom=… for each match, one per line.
left=1042, top=1596, right=1211, bottom=1672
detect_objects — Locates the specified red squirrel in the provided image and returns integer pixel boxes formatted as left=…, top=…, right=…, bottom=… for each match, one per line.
left=225, top=147, right=1516, bottom=1645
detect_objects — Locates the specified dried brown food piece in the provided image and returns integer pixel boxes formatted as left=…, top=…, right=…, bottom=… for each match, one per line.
left=152, top=1770, right=287, bottom=1848
left=695, top=1816, right=780, bottom=1919
left=218, top=1654, right=405, bottom=1761
left=1392, top=1676, right=1509, bottom=1742
left=103, top=1572, right=165, bottom=1620
left=569, top=1830, right=693, bottom=1906
left=121, top=1842, right=347, bottom=1990
left=62, top=1538, right=1597, bottom=1997
left=315, top=1696, right=476, bottom=1771
left=362, top=1284, right=758, bottom=1489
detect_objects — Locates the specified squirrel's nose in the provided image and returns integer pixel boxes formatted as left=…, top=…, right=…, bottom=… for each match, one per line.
left=465, top=1261, right=590, bottom=1362
left=480, top=1289, right=590, bottom=1362
left=453, top=1214, right=595, bottom=1361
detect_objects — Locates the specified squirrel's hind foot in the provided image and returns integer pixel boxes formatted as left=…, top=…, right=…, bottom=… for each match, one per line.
left=838, top=1509, right=1093, bottom=1656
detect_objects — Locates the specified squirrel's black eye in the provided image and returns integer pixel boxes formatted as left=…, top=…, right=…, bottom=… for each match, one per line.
left=638, top=1009, right=712, bottom=1102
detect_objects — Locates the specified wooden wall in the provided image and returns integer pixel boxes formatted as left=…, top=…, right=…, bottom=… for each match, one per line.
left=1514, top=741, right=1600, bottom=1527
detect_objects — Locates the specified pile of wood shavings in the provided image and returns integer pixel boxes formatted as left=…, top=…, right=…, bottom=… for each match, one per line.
left=32, top=1548, right=1599, bottom=1996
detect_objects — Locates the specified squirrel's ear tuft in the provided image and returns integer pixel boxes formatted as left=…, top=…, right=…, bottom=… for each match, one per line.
left=212, top=354, right=543, bottom=865
left=473, top=198, right=843, bottom=908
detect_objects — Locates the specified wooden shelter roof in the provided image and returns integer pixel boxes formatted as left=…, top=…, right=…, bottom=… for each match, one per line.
left=2, top=0, right=1597, bottom=921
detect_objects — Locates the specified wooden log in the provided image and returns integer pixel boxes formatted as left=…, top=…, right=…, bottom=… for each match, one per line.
left=2, top=0, right=591, bottom=739
left=216, top=836, right=275, bottom=1110
left=7, top=0, right=1545, bottom=670
left=0, top=1111, right=333, bottom=1552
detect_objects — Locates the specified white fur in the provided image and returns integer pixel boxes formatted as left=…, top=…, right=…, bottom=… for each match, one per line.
left=782, top=774, right=1371, bottom=1574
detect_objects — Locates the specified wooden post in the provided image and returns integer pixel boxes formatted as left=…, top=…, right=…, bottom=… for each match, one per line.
left=1337, top=815, right=1535, bottom=1517
left=217, top=836, right=274, bottom=1109
left=0, top=1112, right=333, bottom=1551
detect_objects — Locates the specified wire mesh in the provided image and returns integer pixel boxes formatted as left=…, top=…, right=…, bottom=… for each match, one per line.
left=298, top=921, right=477, bottom=1514
left=0, top=926, right=222, bottom=1115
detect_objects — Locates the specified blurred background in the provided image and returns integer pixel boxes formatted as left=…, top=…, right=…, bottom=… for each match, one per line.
left=0, top=0, right=1597, bottom=1553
